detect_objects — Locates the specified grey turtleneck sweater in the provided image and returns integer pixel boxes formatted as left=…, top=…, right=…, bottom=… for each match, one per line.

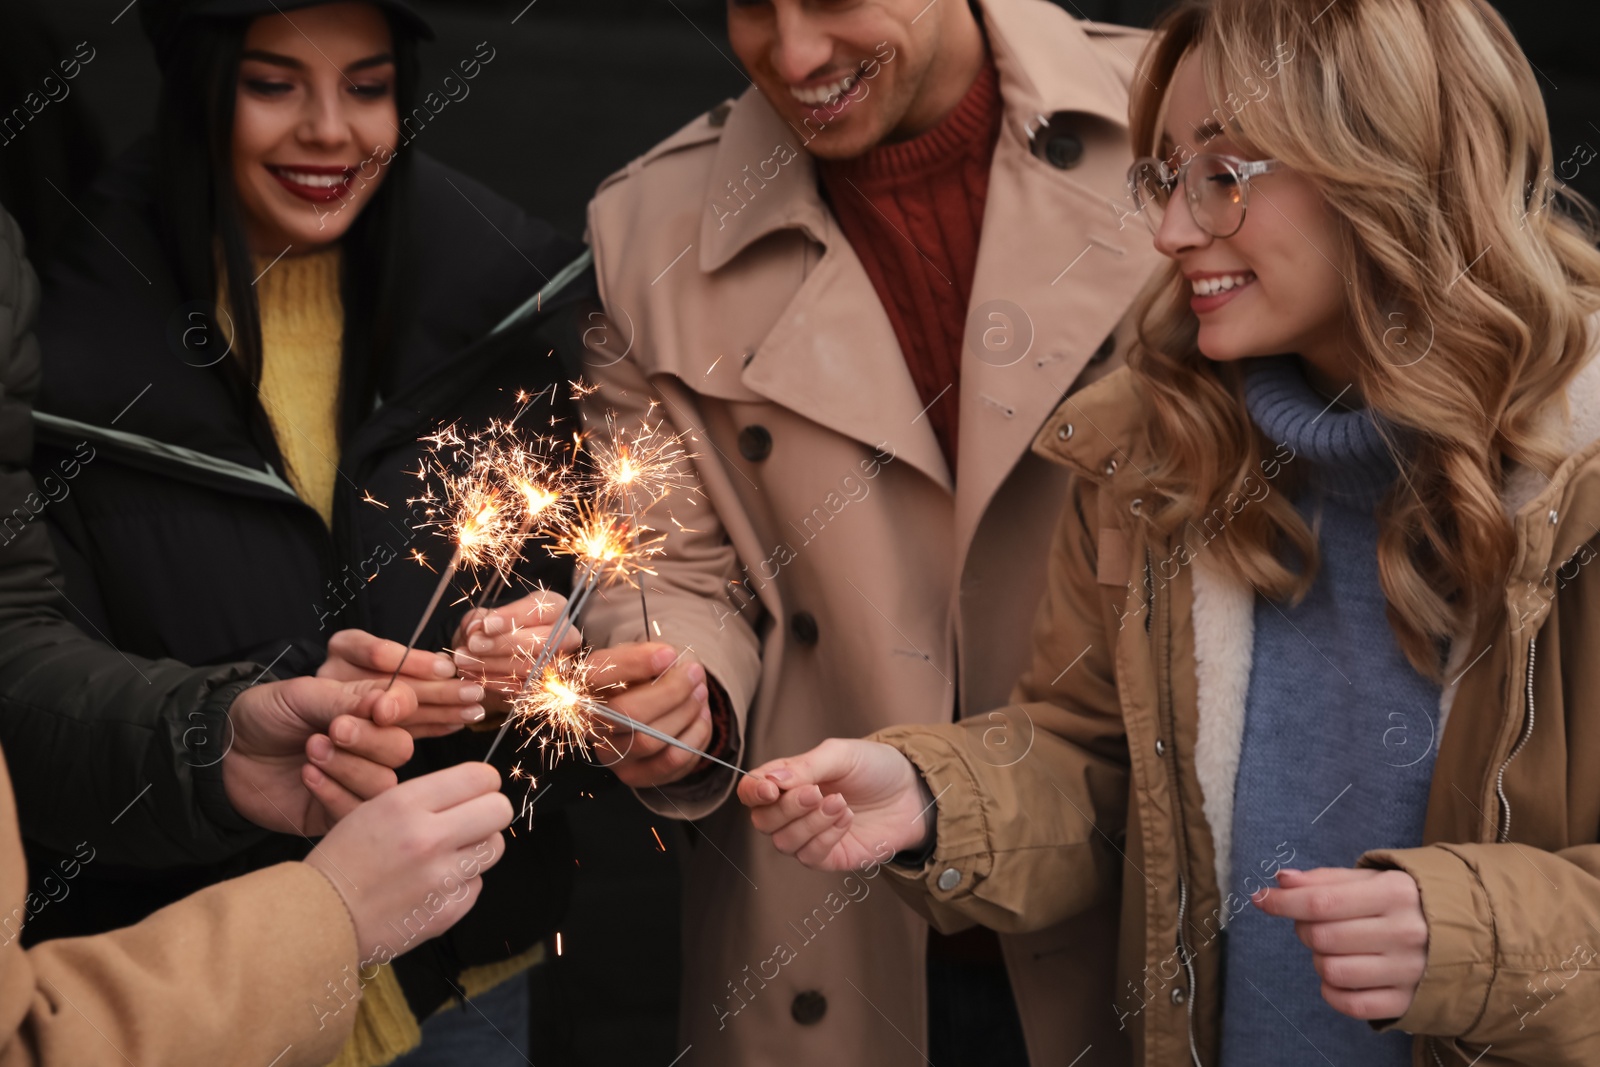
left=1218, top=356, right=1440, bottom=1066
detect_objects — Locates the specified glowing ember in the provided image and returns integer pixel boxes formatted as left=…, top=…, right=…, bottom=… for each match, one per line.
left=584, top=417, right=694, bottom=509
left=511, top=652, right=613, bottom=763
left=553, top=502, right=660, bottom=587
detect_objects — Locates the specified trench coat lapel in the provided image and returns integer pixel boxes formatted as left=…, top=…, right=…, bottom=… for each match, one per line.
left=699, top=91, right=952, bottom=493
left=954, top=2, right=1160, bottom=563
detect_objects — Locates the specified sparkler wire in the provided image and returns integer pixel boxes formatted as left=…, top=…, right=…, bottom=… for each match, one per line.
left=383, top=544, right=463, bottom=691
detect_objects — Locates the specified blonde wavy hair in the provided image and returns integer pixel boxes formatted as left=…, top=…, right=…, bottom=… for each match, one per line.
left=1129, top=0, right=1600, bottom=677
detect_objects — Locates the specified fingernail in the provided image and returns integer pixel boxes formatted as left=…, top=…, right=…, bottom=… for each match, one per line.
left=484, top=615, right=507, bottom=636
left=331, top=719, right=355, bottom=745
left=433, top=656, right=456, bottom=677
left=650, top=647, right=675, bottom=671
left=462, top=705, right=487, bottom=723
left=822, top=794, right=845, bottom=815
left=693, top=684, right=709, bottom=704
left=700, top=704, right=711, bottom=721
left=766, top=768, right=792, bottom=783
left=304, top=764, right=325, bottom=786
left=309, top=735, right=333, bottom=760
left=687, top=663, right=705, bottom=685
left=459, top=684, right=486, bottom=703
left=469, top=636, right=494, bottom=654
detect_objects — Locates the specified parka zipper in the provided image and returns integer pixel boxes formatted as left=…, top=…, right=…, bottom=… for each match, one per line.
left=1495, top=634, right=1538, bottom=842
left=1419, top=636, right=1538, bottom=1065
left=1175, top=874, right=1202, bottom=1067
left=1146, top=547, right=1202, bottom=1066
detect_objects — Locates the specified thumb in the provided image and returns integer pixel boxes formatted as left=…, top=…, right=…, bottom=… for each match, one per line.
left=757, top=738, right=859, bottom=793
left=348, top=678, right=420, bottom=727
left=1276, top=866, right=1375, bottom=886
left=278, top=675, right=369, bottom=731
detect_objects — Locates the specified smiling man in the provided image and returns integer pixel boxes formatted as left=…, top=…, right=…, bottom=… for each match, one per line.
left=578, top=1, right=1160, bottom=1064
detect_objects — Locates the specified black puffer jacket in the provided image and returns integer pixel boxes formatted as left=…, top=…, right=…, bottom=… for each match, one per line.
left=26, top=145, right=602, bottom=1020
left=0, top=205, right=268, bottom=868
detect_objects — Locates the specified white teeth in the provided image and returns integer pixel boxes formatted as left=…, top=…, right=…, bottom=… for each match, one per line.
left=1191, top=272, right=1255, bottom=296
left=275, top=169, right=347, bottom=188
left=789, top=72, right=859, bottom=106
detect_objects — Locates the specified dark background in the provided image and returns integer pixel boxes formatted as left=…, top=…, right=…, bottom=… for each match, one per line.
left=2, top=1, right=1596, bottom=1064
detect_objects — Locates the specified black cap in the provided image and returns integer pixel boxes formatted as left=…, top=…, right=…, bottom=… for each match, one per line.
left=141, top=0, right=435, bottom=64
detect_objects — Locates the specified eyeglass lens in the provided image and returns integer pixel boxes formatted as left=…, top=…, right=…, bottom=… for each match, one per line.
left=1129, top=156, right=1248, bottom=237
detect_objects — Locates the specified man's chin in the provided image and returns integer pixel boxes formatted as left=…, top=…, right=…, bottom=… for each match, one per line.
left=797, top=123, right=889, bottom=163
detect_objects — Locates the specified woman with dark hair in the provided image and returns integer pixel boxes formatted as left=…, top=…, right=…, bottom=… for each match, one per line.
left=26, top=2, right=595, bottom=1064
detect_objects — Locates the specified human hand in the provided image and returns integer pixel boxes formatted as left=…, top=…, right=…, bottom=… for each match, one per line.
left=304, top=761, right=512, bottom=963
left=1252, top=866, right=1428, bottom=1020
left=739, top=738, right=933, bottom=870
left=223, top=676, right=417, bottom=836
left=583, top=642, right=711, bottom=787
left=318, top=629, right=483, bottom=736
left=452, top=589, right=581, bottom=712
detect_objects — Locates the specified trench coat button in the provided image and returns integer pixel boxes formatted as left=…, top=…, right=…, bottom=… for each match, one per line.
left=1103, top=459, right=1119, bottom=477
left=738, top=425, right=773, bottom=462
left=1549, top=508, right=1560, bottom=525
left=791, top=990, right=827, bottom=1025
left=1154, top=738, right=1166, bottom=757
left=1130, top=498, right=1143, bottom=516
left=1171, top=986, right=1187, bottom=1005
left=937, top=867, right=962, bottom=891
left=790, top=611, right=820, bottom=647
left=1057, top=423, right=1074, bottom=441
left=1090, top=334, right=1116, bottom=363
left=1045, top=132, right=1084, bottom=169
left=1029, top=113, right=1085, bottom=170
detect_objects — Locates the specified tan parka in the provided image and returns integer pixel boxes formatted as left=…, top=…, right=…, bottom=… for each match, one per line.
left=877, top=357, right=1600, bottom=1067
left=0, top=741, right=362, bottom=1067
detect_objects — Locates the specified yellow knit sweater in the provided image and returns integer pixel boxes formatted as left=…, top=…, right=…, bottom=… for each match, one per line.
left=223, top=247, right=544, bottom=1066
left=223, top=247, right=344, bottom=525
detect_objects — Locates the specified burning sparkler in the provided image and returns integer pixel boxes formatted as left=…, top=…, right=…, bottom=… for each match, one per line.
left=582, top=416, right=693, bottom=635
left=480, top=500, right=659, bottom=762
left=386, top=417, right=567, bottom=689
left=509, top=651, right=743, bottom=776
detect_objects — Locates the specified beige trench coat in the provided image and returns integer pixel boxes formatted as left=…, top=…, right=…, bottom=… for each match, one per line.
left=578, top=3, right=1161, bottom=1064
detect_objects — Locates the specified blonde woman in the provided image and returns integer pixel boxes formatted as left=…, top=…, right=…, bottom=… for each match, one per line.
left=736, top=0, right=1600, bottom=1063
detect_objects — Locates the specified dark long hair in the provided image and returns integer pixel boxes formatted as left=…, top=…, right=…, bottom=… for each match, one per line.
left=151, top=9, right=420, bottom=460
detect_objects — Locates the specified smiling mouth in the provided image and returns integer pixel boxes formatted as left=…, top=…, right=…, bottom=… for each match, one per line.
left=266, top=165, right=356, bottom=203
left=1190, top=271, right=1256, bottom=296
left=788, top=63, right=869, bottom=108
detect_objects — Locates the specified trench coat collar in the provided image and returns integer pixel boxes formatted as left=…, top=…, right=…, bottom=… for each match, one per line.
left=696, top=0, right=1153, bottom=508
left=699, top=0, right=1134, bottom=273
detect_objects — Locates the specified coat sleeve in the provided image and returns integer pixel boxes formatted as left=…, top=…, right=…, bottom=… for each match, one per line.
left=872, top=478, right=1131, bottom=933
left=0, top=207, right=266, bottom=867
left=0, top=745, right=360, bottom=1067
left=574, top=305, right=763, bottom=819
left=1359, top=841, right=1600, bottom=1063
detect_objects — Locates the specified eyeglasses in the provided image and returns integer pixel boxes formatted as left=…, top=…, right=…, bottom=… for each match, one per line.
left=1126, top=153, right=1284, bottom=238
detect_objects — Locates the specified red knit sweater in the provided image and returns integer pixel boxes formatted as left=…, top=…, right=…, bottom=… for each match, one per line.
left=818, top=58, right=1003, bottom=469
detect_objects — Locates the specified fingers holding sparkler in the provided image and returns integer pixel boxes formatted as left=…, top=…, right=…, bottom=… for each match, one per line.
left=319, top=629, right=483, bottom=736
left=508, top=650, right=738, bottom=780
left=582, top=642, right=714, bottom=788
left=453, top=589, right=583, bottom=710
